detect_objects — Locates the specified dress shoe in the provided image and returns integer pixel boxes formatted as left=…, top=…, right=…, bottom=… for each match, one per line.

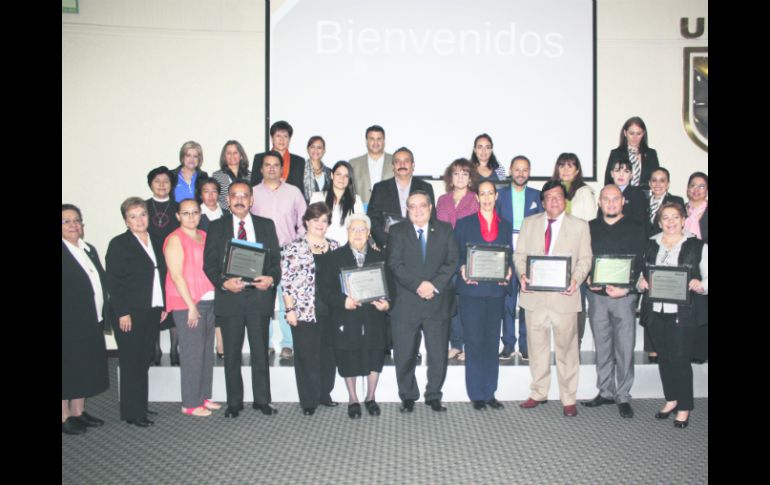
left=486, top=398, right=504, bottom=410
left=280, top=347, right=294, bottom=359
left=75, top=411, right=105, bottom=427
left=581, top=394, right=615, bottom=407
left=425, top=399, right=447, bottom=412
left=563, top=405, right=578, bottom=417
left=170, top=354, right=180, bottom=366
left=364, top=400, right=381, bottom=416
left=648, top=354, right=659, bottom=364
left=145, top=408, right=159, bottom=416
left=654, top=404, right=678, bottom=419
left=400, top=399, right=415, bottom=413
left=320, top=398, right=339, bottom=407
left=126, top=417, right=154, bottom=427
left=519, top=398, right=547, bottom=409
left=674, top=417, right=690, bottom=428
left=520, top=351, right=529, bottom=360
left=472, top=400, right=487, bottom=410
left=303, top=407, right=316, bottom=416
left=618, top=402, right=634, bottom=419
left=498, top=347, right=514, bottom=360
left=348, top=403, right=362, bottom=419
left=252, top=403, right=278, bottom=415
left=62, top=417, right=88, bottom=435
left=224, top=406, right=241, bottom=418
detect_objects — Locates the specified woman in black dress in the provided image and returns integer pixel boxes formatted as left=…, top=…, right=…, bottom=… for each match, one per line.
left=62, top=204, right=109, bottom=434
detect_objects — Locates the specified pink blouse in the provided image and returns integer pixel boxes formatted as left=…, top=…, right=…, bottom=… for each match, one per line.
left=163, top=228, right=214, bottom=312
left=436, top=191, right=479, bottom=229
left=685, top=202, right=707, bottom=240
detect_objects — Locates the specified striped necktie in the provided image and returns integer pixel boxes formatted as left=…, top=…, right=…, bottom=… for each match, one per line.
left=649, top=196, right=661, bottom=223
left=629, top=147, right=641, bottom=186
left=237, top=220, right=247, bottom=240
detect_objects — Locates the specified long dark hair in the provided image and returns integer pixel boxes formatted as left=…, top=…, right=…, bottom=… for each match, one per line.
left=551, top=153, right=586, bottom=200
left=470, top=133, right=501, bottom=171
left=617, top=116, right=650, bottom=153
left=326, top=161, right=357, bottom=226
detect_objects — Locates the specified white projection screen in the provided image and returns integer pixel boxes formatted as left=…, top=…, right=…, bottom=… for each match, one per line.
left=270, top=0, right=595, bottom=180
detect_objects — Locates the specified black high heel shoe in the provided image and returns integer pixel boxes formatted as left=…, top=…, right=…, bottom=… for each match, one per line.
left=654, top=405, right=678, bottom=419
left=674, top=411, right=690, bottom=428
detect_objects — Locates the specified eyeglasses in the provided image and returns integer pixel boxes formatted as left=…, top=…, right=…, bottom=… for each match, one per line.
left=62, top=219, right=82, bottom=225
left=180, top=211, right=200, bottom=217
left=688, top=184, right=707, bottom=190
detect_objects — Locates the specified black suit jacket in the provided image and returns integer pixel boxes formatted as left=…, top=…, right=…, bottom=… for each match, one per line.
left=105, top=230, right=166, bottom=318
left=203, top=214, right=282, bottom=317
left=604, top=147, right=660, bottom=190
left=250, top=151, right=305, bottom=194
left=699, top=206, right=709, bottom=244
left=387, top=219, right=458, bottom=321
left=648, top=193, right=686, bottom=236
left=62, top=241, right=108, bottom=340
left=366, top=177, right=437, bottom=248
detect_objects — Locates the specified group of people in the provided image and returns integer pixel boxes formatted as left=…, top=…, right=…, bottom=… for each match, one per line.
left=62, top=117, right=708, bottom=434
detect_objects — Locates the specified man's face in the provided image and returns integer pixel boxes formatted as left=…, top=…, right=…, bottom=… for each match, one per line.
left=392, top=151, right=414, bottom=178
left=228, top=183, right=253, bottom=218
left=271, top=129, right=290, bottom=153
left=510, top=158, right=531, bottom=187
left=261, top=155, right=283, bottom=183
left=366, top=131, right=384, bottom=155
left=543, top=186, right=566, bottom=219
left=407, top=193, right=431, bottom=227
left=599, top=186, right=624, bottom=219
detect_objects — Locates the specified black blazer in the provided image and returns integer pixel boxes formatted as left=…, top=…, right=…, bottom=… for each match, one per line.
left=198, top=208, right=230, bottom=232
left=62, top=241, right=108, bottom=340
left=250, top=151, right=305, bottom=194
left=387, top=219, right=458, bottom=321
left=203, top=213, right=282, bottom=317
left=366, top=177, right=437, bottom=249
left=648, top=193, right=686, bottom=236
left=698, top=206, right=709, bottom=244
left=322, top=244, right=395, bottom=350
left=604, top=147, right=660, bottom=190
left=105, top=230, right=167, bottom=318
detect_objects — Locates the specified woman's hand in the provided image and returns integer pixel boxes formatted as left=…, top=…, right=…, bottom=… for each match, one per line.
left=497, top=266, right=513, bottom=286
left=119, top=315, right=132, bottom=332
left=286, top=309, right=298, bottom=326
left=160, top=311, right=168, bottom=323
left=460, top=265, right=478, bottom=285
left=689, top=279, right=705, bottom=294
left=637, top=275, right=649, bottom=292
left=371, top=298, right=390, bottom=312
left=345, top=296, right=361, bottom=310
left=187, top=306, right=200, bottom=328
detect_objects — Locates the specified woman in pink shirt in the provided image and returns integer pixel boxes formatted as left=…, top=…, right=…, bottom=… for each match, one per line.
left=164, top=199, right=219, bottom=416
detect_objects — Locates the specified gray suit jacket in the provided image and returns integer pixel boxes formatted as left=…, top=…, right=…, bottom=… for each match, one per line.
left=387, top=219, right=458, bottom=321
left=513, top=212, right=592, bottom=313
left=349, top=152, right=393, bottom=204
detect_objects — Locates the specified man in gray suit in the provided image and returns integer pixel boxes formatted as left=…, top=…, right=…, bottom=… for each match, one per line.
left=387, top=191, right=458, bottom=413
left=349, top=125, right=394, bottom=206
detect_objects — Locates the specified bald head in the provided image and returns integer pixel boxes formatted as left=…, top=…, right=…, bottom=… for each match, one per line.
left=598, top=184, right=625, bottom=222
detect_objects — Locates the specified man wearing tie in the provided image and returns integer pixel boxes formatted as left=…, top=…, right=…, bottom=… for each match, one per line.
left=513, top=180, right=592, bottom=417
left=387, top=191, right=458, bottom=413
left=203, top=180, right=282, bottom=418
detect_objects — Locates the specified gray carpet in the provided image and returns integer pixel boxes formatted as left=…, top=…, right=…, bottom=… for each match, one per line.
left=62, top=358, right=708, bottom=484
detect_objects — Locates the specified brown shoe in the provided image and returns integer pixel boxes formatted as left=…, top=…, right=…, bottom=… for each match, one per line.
left=563, top=404, right=578, bottom=417
left=519, top=398, right=548, bottom=409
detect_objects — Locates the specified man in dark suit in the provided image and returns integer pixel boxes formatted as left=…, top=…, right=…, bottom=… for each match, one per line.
left=367, top=146, right=436, bottom=251
left=495, top=155, right=543, bottom=360
left=387, top=191, right=458, bottom=413
left=203, top=180, right=282, bottom=418
left=250, top=120, right=305, bottom=194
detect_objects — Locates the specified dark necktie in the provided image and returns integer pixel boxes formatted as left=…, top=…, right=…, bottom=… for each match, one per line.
left=544, top=218, right=555, bottom=255
left=417, top=228, right=426, bottom=263
left=238, top=220, right=247, bottom=240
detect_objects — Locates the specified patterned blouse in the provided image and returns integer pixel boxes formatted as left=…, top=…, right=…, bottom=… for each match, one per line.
left=280, top=236, right=339, bottom=322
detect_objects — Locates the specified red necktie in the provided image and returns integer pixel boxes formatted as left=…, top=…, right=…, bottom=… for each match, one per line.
left=544, top=218, right=555, bottom=255
left=238, top=220, right=247, bottom=240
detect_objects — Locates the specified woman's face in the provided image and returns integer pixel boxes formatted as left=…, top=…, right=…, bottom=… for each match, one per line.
left=623, top=123, right=645, bottom=148
left=176, top=200, right=201, bottom=230
left=183, top=148, right=200, bottom=170
left=125, top=205, right=149, bottom=234
left=62, top=209, right=83, bottom=244
left=200, top=183, right=219, bottom=210
left=307, top=140, right=326, bottom=162
left=306, top=215, right=329, bottom=239
left=649, top=170, right=670, bottom=198
left=558, top=161, right=579, bottom=183
left=476, top=181, right=498, bottom=212
left=151, top=174, right=171, bottom=199
left=348, top=220, right=369, bottom=250
left=687, top=176, right=708, bottom=203
left=332, top=165, right=350, bottom=192
left=474, top=137, right=493, bottom=165
left=610, top=164, right=632, bottom=186
left=659, top=207, right=684, bottom=235
left=451, top=167, right=470, bottom=191
left=224, top=144, right=241, bottom=168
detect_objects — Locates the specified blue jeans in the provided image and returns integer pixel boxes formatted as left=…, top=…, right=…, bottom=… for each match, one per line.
left=501, top=276, right=527, bottom=353
left=268, top=284, right=293, bottom=349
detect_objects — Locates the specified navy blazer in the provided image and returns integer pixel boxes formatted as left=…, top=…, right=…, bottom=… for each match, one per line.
left=203, top=213, right=282, bottom=317
left=454, top=213, right=513, bottom=298
left=387, top=219, right=458, bottom=321
left=105, top=230, right=166, bottom=318
left=250, top=151, right=305, bottom=194
left=367, top=176, right=436, bottom=249
left=495, top=185, right=543, bottom=248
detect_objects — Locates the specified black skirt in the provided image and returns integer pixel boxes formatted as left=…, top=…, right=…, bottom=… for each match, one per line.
left=62, top=324, right=109, bottom=399
left=335, top=347, right=385, bottom=377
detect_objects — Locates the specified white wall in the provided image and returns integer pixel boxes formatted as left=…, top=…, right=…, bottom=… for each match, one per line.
left=62, top=0, right=708, bottom=254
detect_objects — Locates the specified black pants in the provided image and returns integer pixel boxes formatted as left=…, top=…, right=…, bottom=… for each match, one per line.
left=290, top=320, right=336, bottom=409
left=112, top=308, right=161, bottom=421
left=647, top=312, right=695, bottom=410
left=220, top=311, right=271, bottom=407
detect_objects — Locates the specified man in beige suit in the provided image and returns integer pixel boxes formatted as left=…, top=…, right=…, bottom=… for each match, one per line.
left=513, top=180, right=592, bottom=417
left=349, top=125, right=394, bottom=206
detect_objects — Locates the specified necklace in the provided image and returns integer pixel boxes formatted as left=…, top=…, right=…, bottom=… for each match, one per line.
left=312, top=161, right=324, bottom=175
left=308, top=237, right=328, bottom=253
left=150, top=199, right=171, bottom=228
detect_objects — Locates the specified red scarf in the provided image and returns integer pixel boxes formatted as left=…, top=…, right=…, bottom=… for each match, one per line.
left=275, top=149, right=291, bottom=181
left=478, top=211, right=499, bottom=242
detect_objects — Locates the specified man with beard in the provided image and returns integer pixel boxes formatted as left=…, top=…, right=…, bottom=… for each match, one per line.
left=580, top=184, right=646, bottom=419
left=496, top=156, right=543, bottom=361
